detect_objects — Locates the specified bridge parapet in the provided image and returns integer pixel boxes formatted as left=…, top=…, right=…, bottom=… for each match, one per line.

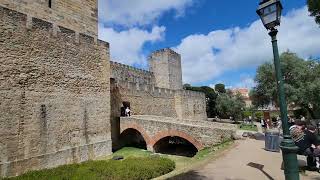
left=119, top=115, right=236, bottom=151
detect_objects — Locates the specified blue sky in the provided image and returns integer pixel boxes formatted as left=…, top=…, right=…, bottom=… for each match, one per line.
left=98, top=0, right=320, bottom=89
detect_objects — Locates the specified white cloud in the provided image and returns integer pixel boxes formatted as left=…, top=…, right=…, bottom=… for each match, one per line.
left=236, top=75, right=256, bottom=88
left=99, top=0, right=194, bottom=26
left=99, top=24, right=165, bottom=65
left=174, top=6, right=320, bottom=84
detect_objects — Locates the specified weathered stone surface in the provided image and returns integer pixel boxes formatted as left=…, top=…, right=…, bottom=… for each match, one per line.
left=0, top=0, right=98, bottom=37
left=149, top=48, right=183, bottom=90
left=120, top=115, right=237, bottom=151
left=0, top=5, right=111, bottom=177
left=110, top=52, right=207, bottom=121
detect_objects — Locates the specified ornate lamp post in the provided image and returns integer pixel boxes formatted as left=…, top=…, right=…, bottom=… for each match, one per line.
left=256, top=0, right=300, bottom=180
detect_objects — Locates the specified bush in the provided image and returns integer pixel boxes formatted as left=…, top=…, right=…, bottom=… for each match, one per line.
left=242, top=111, right=253, bottom=118
left=5, top=157, right=175, bottom=180
left=238, top=123, right=258, bottom=132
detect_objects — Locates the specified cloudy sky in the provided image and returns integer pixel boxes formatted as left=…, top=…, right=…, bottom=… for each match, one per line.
left=98, top=0, right=320, bottom=88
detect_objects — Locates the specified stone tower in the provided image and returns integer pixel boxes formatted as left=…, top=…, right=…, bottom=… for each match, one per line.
left=149, top=48, right=183, bottom=90
left=0, top=0, right=98, bottom=37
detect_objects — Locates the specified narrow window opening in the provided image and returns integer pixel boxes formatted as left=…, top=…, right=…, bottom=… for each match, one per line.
left=48, top=0, right=52, bottom=8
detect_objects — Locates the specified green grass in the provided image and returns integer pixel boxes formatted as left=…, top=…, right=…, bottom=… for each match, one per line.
left=238, top=123, right=258, bottom=132
left=112, top=147, right=153, bottom=158
left=4, top=141, right=234, bottom=180
left=4, top=156, right=175, bottom=180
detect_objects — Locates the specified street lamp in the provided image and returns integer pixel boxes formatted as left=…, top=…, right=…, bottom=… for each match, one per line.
left=256, top=1, right=300, bottom=180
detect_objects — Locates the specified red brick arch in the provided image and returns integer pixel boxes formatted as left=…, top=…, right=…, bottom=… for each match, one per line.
left=120, top=122, right=152, bottom=146
left=151, top=130, right=204, bottom=151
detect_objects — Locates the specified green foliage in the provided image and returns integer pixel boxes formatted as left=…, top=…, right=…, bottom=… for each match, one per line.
left=184, top=85, right=218, bottom=117
left=5, top=157, right=175, bottom=180
left=216, top=93, right=246, bottom=120
left=238, top=123, right=258, bottom=132
left=242, top=110, right=253, bottom=118
left=251, top=52, right=320, bottom=119
left=307, top=0, right=320, bottom=25
left=214, top=83, right=226, bottom=93
left=254, top=111, right=264, bottom=119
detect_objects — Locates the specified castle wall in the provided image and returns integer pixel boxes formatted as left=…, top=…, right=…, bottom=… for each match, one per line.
left=110, top=57, right=206, bottom=121
left=110, top=61, right=154, bottom=85
left=0, top=0, right=98, bottom=37
left=115, top=81, right=177, bottom=117
left=0, top=6, right=111, bottom=177
left=175, top=90, right=207, bottom=121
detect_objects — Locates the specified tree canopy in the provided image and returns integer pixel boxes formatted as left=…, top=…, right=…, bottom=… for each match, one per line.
left=216, top=93, right=245, bottom=120
left=184, top=84, right=246, bottom=120
left=251, top=52, right=320, bottom=119
left=214, top=83, right=226, bottom=94
left=307, top=0, right=320, bottom=25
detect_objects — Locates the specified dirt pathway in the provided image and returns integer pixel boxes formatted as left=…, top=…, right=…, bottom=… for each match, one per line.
left=170, top=139, right=319, bottom=180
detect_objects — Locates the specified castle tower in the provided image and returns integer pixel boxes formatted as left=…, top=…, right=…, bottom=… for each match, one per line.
left=149, top=48, right=183, bottom=90
left=0, top=0, right=98, bottom=37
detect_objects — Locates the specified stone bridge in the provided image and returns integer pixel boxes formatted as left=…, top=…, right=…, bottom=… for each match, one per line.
left=119, top=115, right=237, bottom=152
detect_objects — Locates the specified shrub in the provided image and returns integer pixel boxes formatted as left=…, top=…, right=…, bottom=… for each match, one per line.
left=5, top=157, right=175, bottom=180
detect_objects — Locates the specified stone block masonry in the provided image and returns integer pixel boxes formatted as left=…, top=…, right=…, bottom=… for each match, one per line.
left=149, top=48, right=183, bottom=90
left=110, top=53, right=207, bottom=121
left=120, top=116, right=237, bottom=151
left=0, top=0, right=98, bottom=37
left=0, top=6, right=111, bottom=177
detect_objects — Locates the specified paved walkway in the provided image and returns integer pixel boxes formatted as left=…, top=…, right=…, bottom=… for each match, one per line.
left=171, top=138, right=320, bottom=180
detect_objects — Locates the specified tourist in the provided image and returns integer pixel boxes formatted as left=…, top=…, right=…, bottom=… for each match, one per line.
left=261, top=118, right=266, bottom=132
left=266, top=119, right=270, bottom=129
left=290, top=120, right=320, bottom=171
left=288, top=116, right=295, bottom=127
left=125, top=107, right=131, bottom=117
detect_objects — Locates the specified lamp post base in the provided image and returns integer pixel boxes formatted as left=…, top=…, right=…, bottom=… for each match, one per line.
left=280, top=135, right=300, bottom=180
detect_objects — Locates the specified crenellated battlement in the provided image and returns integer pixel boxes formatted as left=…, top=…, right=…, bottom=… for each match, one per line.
left=110, top=61, right=152, bottom=75
left=110, top=61, right=155, bottom=85
left=116, top=80, right=176, bottom=98
left=1, top=6, right=109, bottom=49
left=148, top=48, right=181, bottom=59
left=177, top=90, right=206, bottom=98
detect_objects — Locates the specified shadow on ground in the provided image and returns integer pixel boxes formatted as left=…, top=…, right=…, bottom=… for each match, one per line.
left=247, top=162, right=276, bottom=180
left=167, top=170, right=208, bottom=180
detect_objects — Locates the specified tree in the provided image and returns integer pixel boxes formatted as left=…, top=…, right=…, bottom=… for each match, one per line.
left=307, top=0, right=320, bottom=25
left=216, top=93, right=245, bottom=121
left=215, top=83, right=226, bottom=93
left=251, top=52, right=320, bottom=119
left=184, top=85, right=218, bottom=118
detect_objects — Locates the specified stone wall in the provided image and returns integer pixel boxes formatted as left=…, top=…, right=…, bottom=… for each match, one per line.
left=110, top=59, right=206, bottom=121
left=0, top=6, right=111, bottom=177
left=0, top=0, right=98, bottom=37
left=110, top=61, right=154, bottom=85
left=113, top=81, right=177, bottom=118
left=120, top=116, right=236, bottom=150
left=175, top=90, right=207, bottom=121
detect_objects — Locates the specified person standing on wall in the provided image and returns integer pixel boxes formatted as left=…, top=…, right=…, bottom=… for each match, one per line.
left=125, top=107, right=131, bottom=117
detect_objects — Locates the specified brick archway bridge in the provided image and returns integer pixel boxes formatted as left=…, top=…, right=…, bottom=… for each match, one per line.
left=119, top=115, right=237, bottom=152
